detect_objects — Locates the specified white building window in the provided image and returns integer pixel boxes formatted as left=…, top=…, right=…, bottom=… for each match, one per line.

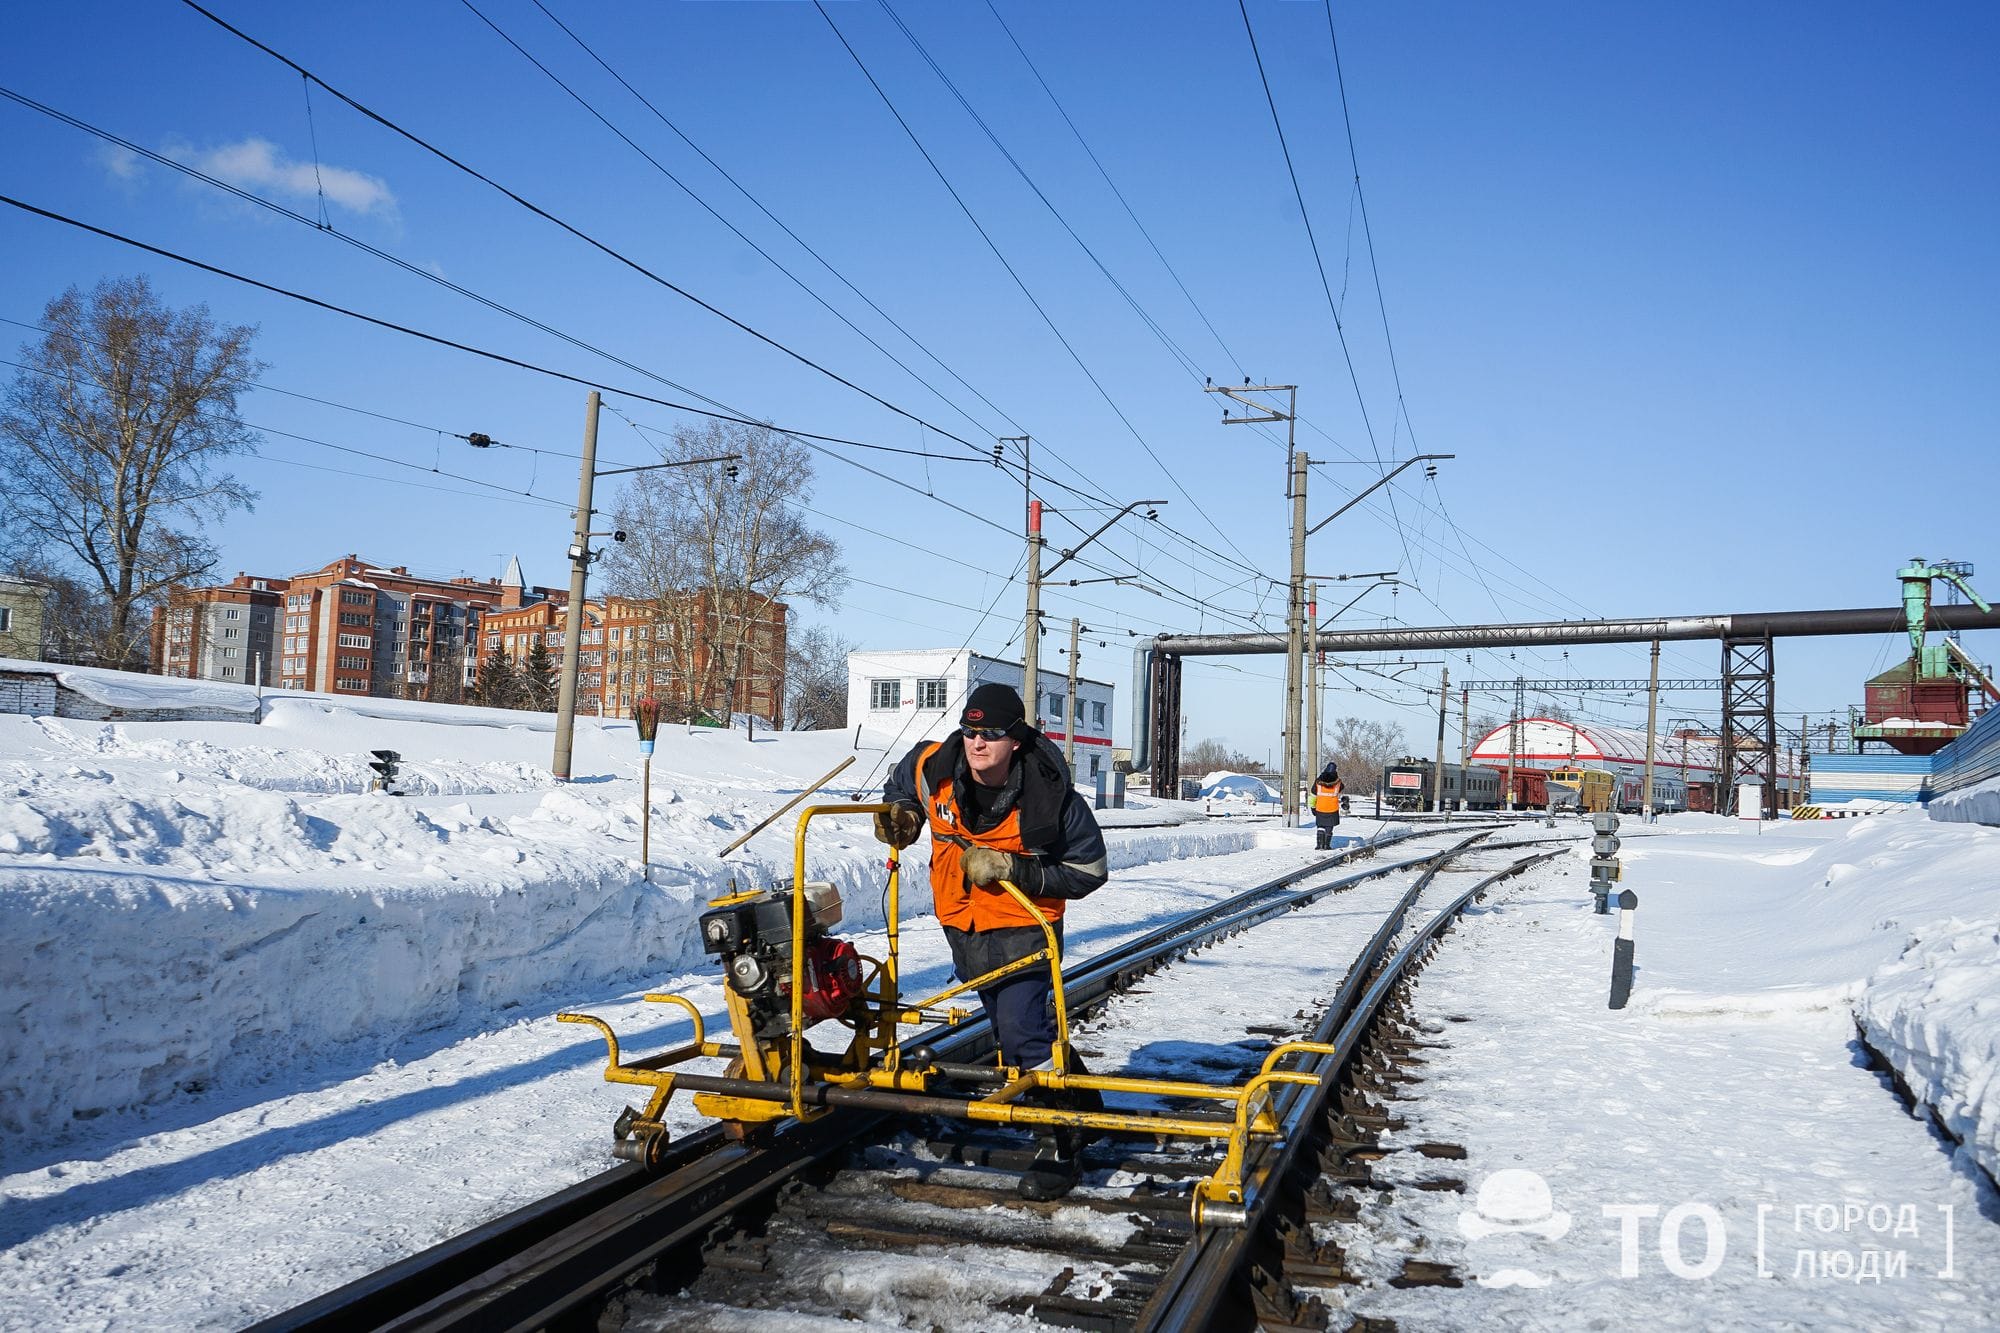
left=337, top=633, right=370, bottom=649
left=221, top=647, right=237, bottom=658
left=224, top=607, right=241, bottom=619
left=1046, top=693, right=1065, bottom=721
left=1092, top=701, right=1106, bottom=728
left=916, top=678, right=948, bottom=710
left=222, top=626, right=240, bottom=638
left=869, top=679, right=900, bottom=711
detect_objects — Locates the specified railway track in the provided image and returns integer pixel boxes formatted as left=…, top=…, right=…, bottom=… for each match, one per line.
left=251, top=823, right=1573, bottom=1333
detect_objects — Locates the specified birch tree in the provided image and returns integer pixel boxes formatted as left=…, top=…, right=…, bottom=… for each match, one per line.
left=606, top=420, right=845, bottom=723
left=0, top=277, right=260, bottom=666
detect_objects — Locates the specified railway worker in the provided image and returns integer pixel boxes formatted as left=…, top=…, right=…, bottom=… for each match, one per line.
left=1311, top=762, right=1343, bottom=849
left=873, top=681, right=1109, bottom=1200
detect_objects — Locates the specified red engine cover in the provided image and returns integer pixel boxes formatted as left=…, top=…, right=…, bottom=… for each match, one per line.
left=798, top=936, right=863, bottom=1023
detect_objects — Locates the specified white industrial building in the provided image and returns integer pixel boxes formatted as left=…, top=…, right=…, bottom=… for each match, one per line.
left=845, top=648, right=1118, bottom=781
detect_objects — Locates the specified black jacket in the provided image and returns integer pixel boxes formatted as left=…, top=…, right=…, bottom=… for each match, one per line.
left=884, top=730, right=1109, bottom=901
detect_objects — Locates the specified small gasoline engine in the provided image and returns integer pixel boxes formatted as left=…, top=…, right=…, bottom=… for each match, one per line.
left=698, top=880, right=863, bottom=1041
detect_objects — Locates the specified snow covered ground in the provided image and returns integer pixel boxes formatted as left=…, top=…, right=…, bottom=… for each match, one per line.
left=3, top=693, right=1998, bottom=1330
left=0, top=694, right=1324, bottom=1328
left=1321, top=812, right=2000, bottom=1329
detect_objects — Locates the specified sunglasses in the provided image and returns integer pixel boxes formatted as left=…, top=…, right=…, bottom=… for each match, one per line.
left=961, top=726, right=1011, bottom=742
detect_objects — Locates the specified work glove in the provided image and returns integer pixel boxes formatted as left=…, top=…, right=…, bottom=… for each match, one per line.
left=872, top=801, right=924, bottom=849
left=964, top=846, right=1024, bottom=887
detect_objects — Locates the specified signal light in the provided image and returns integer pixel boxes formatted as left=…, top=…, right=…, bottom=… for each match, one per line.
left=368, top=749, right=401, bottom=794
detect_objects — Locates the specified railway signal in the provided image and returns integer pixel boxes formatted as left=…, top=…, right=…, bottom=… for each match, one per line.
left=1589, top=811, right=1621, bottom=914
left=368, top=749, right=401, bottom=794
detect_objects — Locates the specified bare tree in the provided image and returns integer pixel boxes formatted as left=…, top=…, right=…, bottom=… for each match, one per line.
left=1323, top=716, right=1407, bottom=793
left=605, top=420, right=845, bottom=723
left=1184, top=737, right=1261, bottom=775
left=785, top=618, right=853, bottom=731
left=0, top=277, right=261, bottom=666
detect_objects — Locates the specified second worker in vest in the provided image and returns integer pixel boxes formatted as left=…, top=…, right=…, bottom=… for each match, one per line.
left=873, top=681, right=1109, bottom=1200
left=1312, top=762, right=1344, bottom=850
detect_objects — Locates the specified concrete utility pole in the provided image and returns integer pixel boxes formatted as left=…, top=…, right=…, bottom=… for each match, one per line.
left=1643, top=639, right=1660, bottom=820
left=1065, top=617, right=1081, bottom=773
left=552, top=391, right=601, bottom=782
left=1206, top=381, right=1303, bottom=819
left=1305, top=583, right=1320, bottom=779
left=1433, top=665, right=1450, bottom=813
left=553, top=393, right=740, bottom=782
left=1459, top=686, right=1470, bottom=809
left=1004, top=436, right=1040, bottom=723
left=1504, top=678, right=1524, bottom=811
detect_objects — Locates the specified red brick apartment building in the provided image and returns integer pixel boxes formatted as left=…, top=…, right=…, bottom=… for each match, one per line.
left=482, top=589, right=787, bottom=723
left=155, top=556, right=788, bottom=722
left=154, top=555, right=562, bottom=699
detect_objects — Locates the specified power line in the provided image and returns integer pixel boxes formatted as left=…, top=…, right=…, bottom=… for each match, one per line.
left=175, top=0, right=1003, bottom=458
left=981, top=0, right=1248, bottom=382
left=460, top=0, right=1013, bottom=452
left=812, top=0, right=1264, bottom=576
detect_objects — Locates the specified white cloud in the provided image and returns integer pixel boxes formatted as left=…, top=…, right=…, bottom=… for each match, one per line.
left=174, top=136, right=397, bottom=217
left=97, top=143, right=143, bottom=181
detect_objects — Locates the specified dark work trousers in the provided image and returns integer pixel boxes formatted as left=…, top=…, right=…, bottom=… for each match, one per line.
left=1313, top=810, right=1341, bottom=850
left=944, top=921, right=1064, bottom=1071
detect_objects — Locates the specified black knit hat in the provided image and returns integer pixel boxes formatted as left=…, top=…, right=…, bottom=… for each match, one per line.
left=961, top=682, right=1029, bottom=739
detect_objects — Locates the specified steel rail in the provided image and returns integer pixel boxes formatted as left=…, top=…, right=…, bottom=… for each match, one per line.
left=1135, top=847, right=1569, bottom=1330
left=246, top=823, right=1527, bottom=1332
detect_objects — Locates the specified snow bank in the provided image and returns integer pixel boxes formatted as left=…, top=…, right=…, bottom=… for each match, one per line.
left=0, top=708, right=1257, bottom=1151
left=1930, top=773, right=2000, bottom=827
left=1856, top=918, right=2000, bottom=1187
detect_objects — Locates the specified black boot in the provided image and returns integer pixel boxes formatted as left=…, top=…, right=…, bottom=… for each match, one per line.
left=1018, top=1134, right=1081, bottom=1201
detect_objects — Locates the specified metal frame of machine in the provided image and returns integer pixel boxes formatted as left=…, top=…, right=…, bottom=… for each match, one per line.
left=561, top=802, right=1336, bottom=1225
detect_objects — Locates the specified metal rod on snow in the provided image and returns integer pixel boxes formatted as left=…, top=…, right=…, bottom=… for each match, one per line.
left=718, top=755, right=857, bottom=857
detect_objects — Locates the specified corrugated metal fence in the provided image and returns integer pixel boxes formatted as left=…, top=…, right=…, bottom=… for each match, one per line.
left=1929, top=706, right=2000, bottom=799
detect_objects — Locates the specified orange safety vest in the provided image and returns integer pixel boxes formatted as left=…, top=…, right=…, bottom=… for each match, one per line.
left=915, top=740, right=1068, bottom=932
left=1312, top=779, right=1343, bottom=814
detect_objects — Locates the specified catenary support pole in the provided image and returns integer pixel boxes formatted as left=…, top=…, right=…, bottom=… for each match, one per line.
left=1458, top=686, right=1469, bottom=809
left=1305, top=582, right=1320, bottom=783
left=553, top=390, right=600, bottom=781
left=1024, top=496, right=1042, bottom=725
left=1065, top=617, right=1080, bottom=773
left=1433, top=665, right=1449, bottom=813
left=1643, top=639, right=1660, bottom=821
left=1283, top=444, right=1306, bottom=822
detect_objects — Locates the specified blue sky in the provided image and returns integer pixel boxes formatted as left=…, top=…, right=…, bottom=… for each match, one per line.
left=3, top=1, right=1994, bottom=755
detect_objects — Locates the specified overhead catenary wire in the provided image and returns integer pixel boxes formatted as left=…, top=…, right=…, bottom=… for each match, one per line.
left=119, top=10, right=1284, bottom=612
left=811, top=0, right=1264, bottom=577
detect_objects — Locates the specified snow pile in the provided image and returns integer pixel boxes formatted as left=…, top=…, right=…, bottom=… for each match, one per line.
left=0, top=706, right=1254, bottom=1151
left=1856, top=918, right=2000, bottom=1187
left=1930, top=773, right=2000, bottom=826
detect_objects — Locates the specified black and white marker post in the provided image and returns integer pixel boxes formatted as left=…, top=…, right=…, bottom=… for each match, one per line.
left=1609, top=889, right=1639, bottom=1009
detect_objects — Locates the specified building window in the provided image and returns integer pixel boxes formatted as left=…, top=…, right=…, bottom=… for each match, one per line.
left=1092, top=701, right=1106, bottom=728
left=1089, top=755, right=1101, bottom=778
left=337, top=633, right=370, bottom=648
left=869, top=679, right=900, bottom=711
left=339, top=611, right=369, bottom=627
left=222, top=627, right=240, bottom=638
left=338, top=655, right=368, bottom=670
left=1047, top=694, right=1065, bottom=721
left=916, top=678, right=949, bottom=710
left=341, top=589, right=370, bottom=606
left=223, top=607, right=241, bottom=619
left=220, top=647, right=237, bottom=658
left=336, top=677, right=367, bottom=691
left=0, top=608, right=10, bottom=632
